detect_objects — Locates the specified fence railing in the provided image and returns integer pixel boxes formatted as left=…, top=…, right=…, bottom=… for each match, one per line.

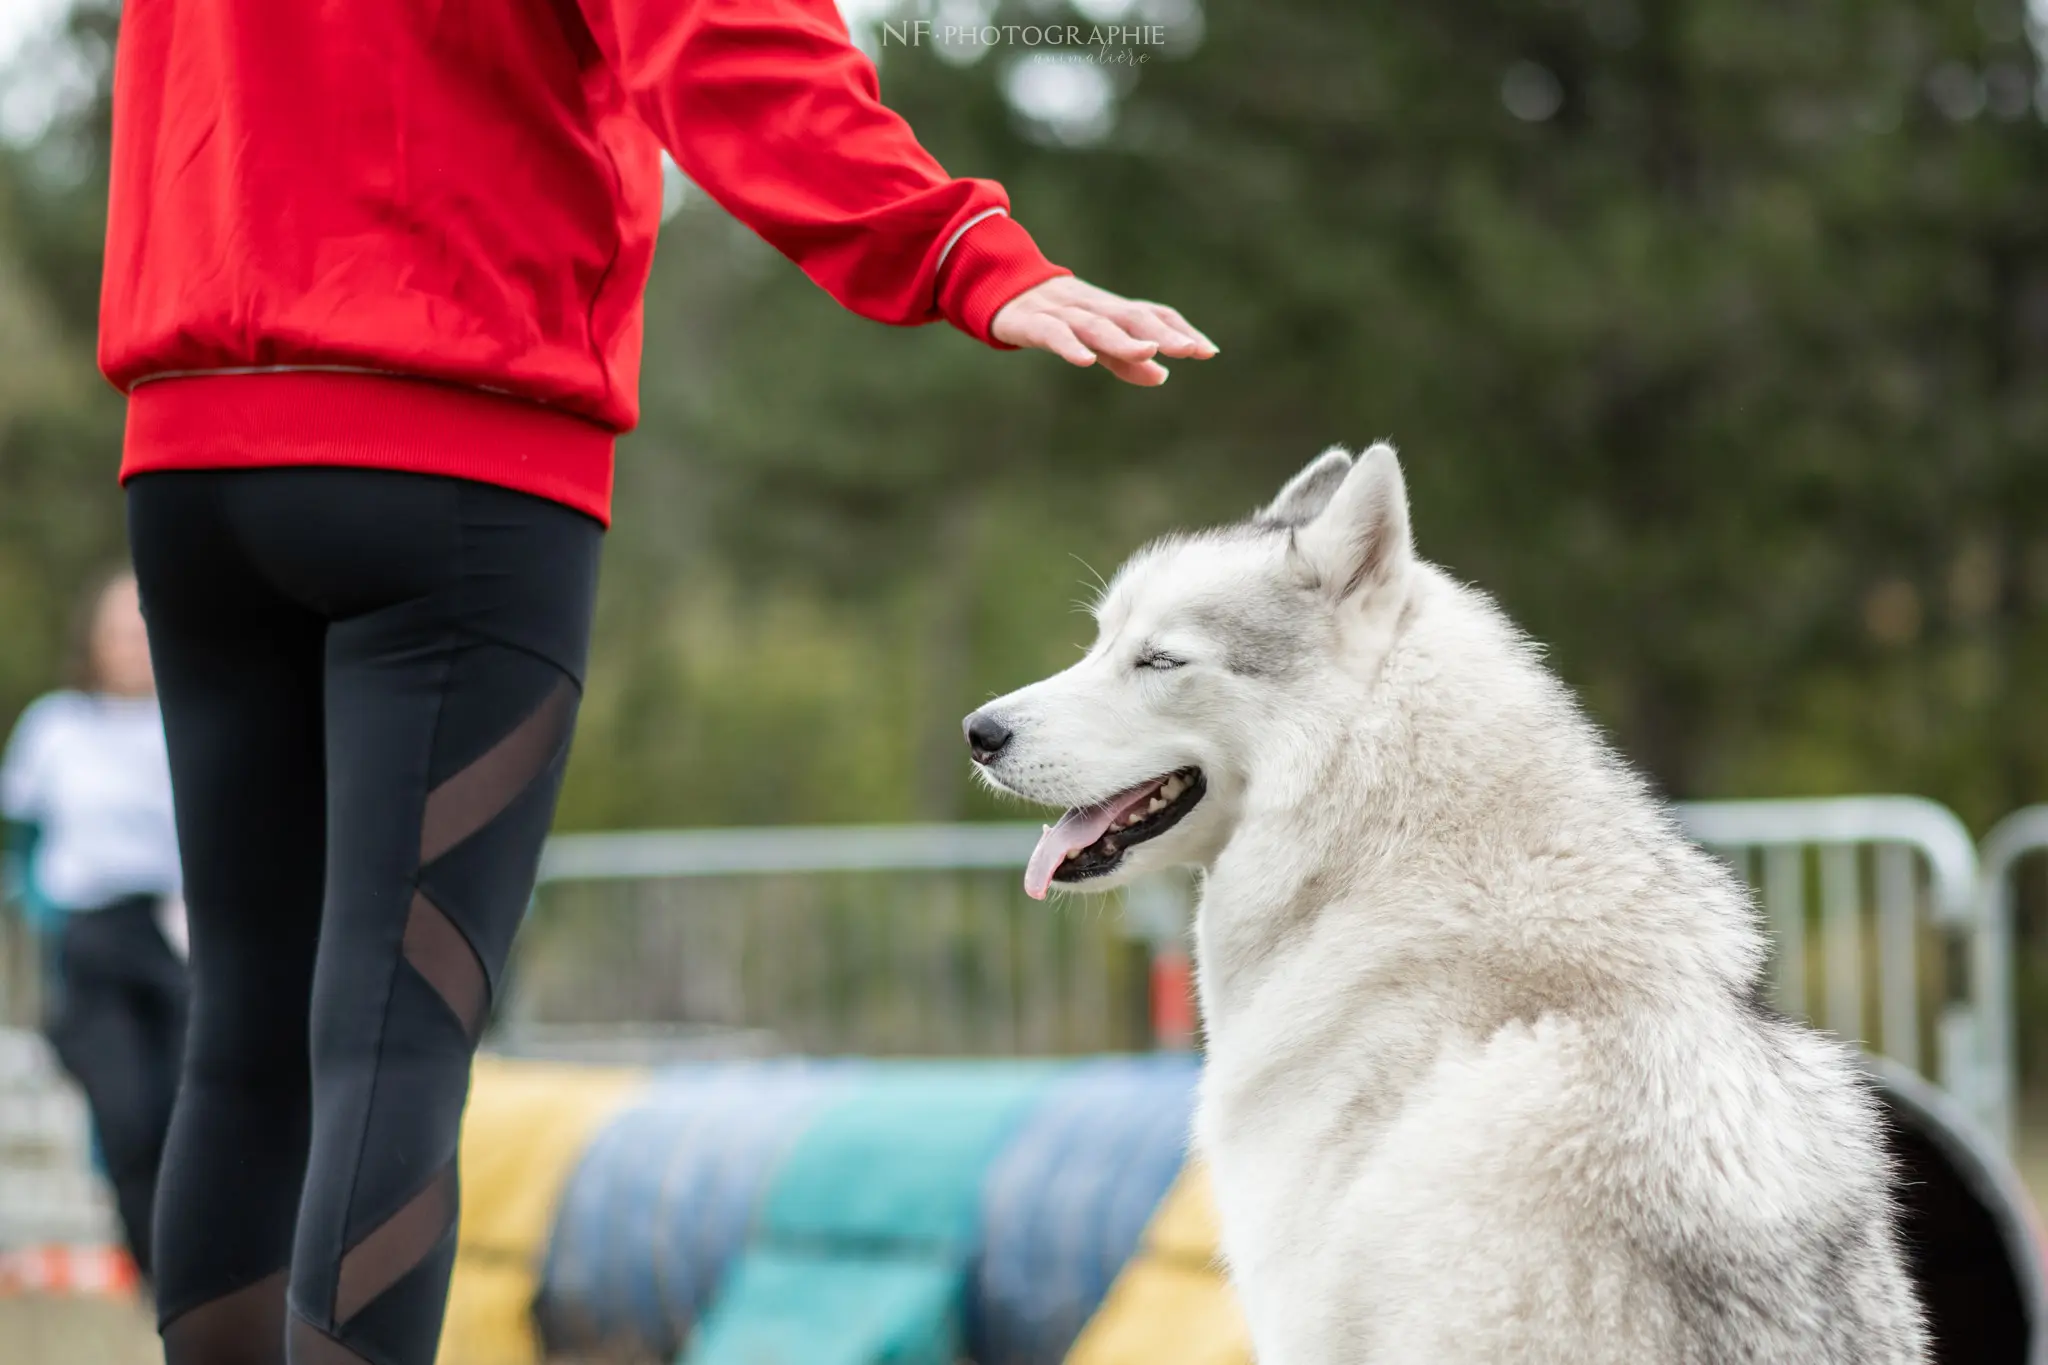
left=519, top=796, right=2013, bottom=1144
left=1676, top=797, right=2001, bottom=1145
left=520, top=802, right=2007, bottom=1146
left=0, top=796, right=2030, bottom=1148
left=512, top=825, right=1160, bottom=1059
left=1982, top=805, right=2048, bottom=1150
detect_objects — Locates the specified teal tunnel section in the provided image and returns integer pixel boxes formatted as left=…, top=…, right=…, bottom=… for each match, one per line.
left=687, top=1063, right=1064, bottom=1365
left=537, top=1060, right=868, bottom=1357
left=536, top=1056, right=1200, bottom=1365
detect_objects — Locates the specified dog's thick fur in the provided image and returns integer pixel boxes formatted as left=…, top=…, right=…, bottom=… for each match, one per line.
left=971, top=446, right=1927, bottom=1363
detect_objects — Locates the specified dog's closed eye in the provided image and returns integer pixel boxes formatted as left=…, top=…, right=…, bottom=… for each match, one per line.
left=1134, top=649, right=1187, bottom=672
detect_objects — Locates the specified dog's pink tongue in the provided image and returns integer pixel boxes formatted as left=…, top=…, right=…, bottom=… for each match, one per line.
left=1025, top=806, right=1121, bottom=901
left=1023, top=780, right=1162, bottom=900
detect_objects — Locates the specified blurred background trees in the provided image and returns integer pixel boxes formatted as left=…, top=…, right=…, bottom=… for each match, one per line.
left=3, top=0, right=2046, bottom=835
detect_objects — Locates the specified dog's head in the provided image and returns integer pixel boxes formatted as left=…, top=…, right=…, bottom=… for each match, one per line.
left=967, top=443, right=1417, bottom=898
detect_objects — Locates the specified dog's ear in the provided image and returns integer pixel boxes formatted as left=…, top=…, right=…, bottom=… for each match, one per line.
left=1259, top=446, right=1354, bottom=527
left=1290, top=442, right=1412, bottom=600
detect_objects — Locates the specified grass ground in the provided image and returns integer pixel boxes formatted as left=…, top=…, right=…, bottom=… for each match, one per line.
left=0, top=1294, right=158, bottom=1363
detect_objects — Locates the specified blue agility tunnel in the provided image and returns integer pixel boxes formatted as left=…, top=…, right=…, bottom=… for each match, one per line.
left=971, top=1057, right=1199, bottom=1365
left=535, top=1055, right=1199, bottom=1365
left=537, top=1059, right=868, bottom=1357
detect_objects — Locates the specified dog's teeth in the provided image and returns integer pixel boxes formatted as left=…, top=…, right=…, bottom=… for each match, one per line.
left=1148, top=796, right=1167, bottom=813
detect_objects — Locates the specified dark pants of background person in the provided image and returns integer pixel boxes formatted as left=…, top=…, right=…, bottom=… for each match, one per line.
left=127, top=467, right=602, bottom=1365
left=44, top=892, right=188, bottom=1281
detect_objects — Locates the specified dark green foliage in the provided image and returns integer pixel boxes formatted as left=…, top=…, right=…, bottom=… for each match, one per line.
left=4, top=0, right=2047, bottom=834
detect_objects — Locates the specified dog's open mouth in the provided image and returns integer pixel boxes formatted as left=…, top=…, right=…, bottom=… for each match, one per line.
left=1024, top=768, right=1207, bottom=900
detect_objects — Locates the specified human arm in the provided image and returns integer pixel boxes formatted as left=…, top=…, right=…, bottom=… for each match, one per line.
left=1, top=705, right=57, bottom=932
left=1, top=819, right=57, bottom=933
left=573, top=0, right=1214, bottom=383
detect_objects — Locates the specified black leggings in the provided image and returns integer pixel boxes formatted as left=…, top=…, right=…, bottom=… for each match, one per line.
left=128, top=467, right=601, bottom=1365
left=45, top=894, right=188, bottom=1280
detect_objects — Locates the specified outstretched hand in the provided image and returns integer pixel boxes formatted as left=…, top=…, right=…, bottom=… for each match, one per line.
left=991, top=277, right=1217, bottom=386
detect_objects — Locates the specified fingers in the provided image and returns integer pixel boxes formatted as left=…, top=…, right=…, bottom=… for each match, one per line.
left=1093, top=303, right=1187, bottom=356
left=1012, top=311, right=1168, bottom=384
left=1146, top=302, right=1218, bottom=355
left=1035, top=310, right=1175, bottom=385
left=1061, top=308, right=1160, bottom=365
left=1078, top=297, right=1216, bottom=360
left=1010, top=313, right=1098, bottom=369
left=991, top=276, right=1215, bottom=385
left=1058, top=281, right=1214, bottom=357
left=1100, top=352, right=1171, bottom=386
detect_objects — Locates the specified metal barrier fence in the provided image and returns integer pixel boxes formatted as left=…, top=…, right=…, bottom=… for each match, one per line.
left=518, top=797, right=2014, bottom=1145
left=1984, top=806, right=2048, bottom=1150
left=1677, top=798, right=2003, bottom=1146
left=0, top=797, right=2024, bottom=1146
left=510, top=825, right=1162, bottom=1058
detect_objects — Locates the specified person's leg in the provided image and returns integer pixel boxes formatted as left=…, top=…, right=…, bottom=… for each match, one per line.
left=130, top=473, right=329, bottom=1364
left=204, top=471, right=601, bottom=1364
left=42, top=898, right=174, bottom=1277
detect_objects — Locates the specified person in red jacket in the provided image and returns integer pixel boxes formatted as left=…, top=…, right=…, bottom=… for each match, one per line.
left=103, top=3, right=1213, bottom=1361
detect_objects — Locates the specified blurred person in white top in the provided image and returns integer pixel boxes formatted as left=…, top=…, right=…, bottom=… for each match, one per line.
left=1, top=570, right=187, bottom=1283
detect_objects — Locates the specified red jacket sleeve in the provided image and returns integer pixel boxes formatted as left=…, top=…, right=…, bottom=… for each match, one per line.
left=575, top=0, right=1070, bottom=344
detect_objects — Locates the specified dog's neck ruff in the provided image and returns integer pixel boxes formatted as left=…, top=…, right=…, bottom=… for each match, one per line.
left=1192, top=568, right=1763, bottom=1098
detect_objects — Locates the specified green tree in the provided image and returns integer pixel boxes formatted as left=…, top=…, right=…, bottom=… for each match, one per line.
left=0, top=0, right=124, bottom=714
left=592, top=0, right=2048, bottom=833
left=3, top=0, right=2047, bottom=837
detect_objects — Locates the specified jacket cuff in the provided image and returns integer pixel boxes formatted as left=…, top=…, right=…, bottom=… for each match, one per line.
left=936, top=212, right=1072, bottom=348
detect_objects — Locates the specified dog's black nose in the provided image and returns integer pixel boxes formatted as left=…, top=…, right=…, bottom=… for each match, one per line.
left=964, top=711, right=1012, bottom=765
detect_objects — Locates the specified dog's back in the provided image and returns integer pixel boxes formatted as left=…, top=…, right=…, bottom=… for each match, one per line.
left=1263, top=993, right=1927, bottom=1364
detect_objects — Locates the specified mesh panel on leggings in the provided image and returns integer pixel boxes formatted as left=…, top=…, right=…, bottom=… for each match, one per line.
left=402, top=891, right=488, bottom=1040
left=161, top=1268, right=289, bottom=1365
left=314, top=675, right=570, bottom=1349
left=417, top=675, right=574, bottom=864
left=334, top=1162, right=457, bottom=1324
left=290, top=1312, right=374, bottom=1364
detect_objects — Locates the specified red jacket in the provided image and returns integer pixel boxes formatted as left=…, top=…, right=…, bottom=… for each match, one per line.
left=101, top=0, right=1068, bottom=523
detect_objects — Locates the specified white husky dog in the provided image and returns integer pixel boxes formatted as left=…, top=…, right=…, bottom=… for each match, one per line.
left=964, top=445, right=1926, bottom=1363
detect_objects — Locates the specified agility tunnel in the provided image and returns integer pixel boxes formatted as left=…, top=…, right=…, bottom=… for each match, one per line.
left=1873, top=1059, right=2048, bottom=1365
left=440, top=1054, right=2045, bottom=1365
